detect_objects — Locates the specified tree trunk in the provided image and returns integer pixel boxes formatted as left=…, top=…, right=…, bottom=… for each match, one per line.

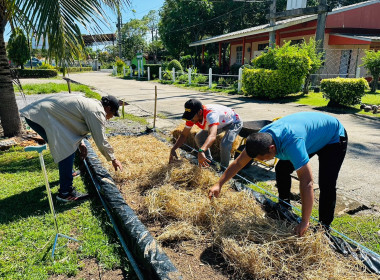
left=371, top=74, right=379, bottom=92
left=0, top=14, right=21, bottom=137
left=303, top=74, right=311, bottom=95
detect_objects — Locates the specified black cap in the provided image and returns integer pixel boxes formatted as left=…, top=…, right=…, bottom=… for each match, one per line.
left=101, top=95, right=120, bottom=117
left=182, top=99, right=202, bottom=121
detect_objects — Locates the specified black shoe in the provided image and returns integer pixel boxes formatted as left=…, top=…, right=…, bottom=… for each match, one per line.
left=57, top=189, right=89, bottom=203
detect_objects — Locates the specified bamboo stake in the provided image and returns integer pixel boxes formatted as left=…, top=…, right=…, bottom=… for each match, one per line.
left=153, top=86, right=157, bottom=128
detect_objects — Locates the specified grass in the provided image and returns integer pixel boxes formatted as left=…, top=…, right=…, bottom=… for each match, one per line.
left=113, top=113, right=148, bottom=125
left=292, top=90, right=380, bottom=117
left=0, top=146, right=132, bottom=279
left=16, top=83, right=101, bottom=100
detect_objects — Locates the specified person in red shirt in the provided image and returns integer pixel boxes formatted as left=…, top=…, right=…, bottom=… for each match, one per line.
left=170, top=99, right=243, bottom=168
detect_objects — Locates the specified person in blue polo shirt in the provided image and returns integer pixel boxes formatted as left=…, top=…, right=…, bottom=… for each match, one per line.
left=208, top=112, right=347, bottom=237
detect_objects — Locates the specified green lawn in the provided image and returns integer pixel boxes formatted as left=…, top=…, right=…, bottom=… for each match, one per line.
left=16, top=83, right=101, bottom=100
left=292, top=90, right=380, bottom=117
left=0, top=147, right=132, bottom=279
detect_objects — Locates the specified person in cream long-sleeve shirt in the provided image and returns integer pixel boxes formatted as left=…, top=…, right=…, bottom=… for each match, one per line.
left=20, top=94, right=123, bottom=202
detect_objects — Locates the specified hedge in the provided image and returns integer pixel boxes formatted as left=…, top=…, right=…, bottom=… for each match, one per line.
left=144, top=64, right=160, bottom=79
left=321, top=77, right=369, bottom=106
left=58, top=67, right=92, bottom=73
left=15, top=69, right=58, bottom=78
left=243, top=43, right=311, bottom=99
left=243, top=53, right=310, bottom=99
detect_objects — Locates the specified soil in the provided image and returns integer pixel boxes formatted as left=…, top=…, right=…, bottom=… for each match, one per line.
left=48, top=258, right=126, bottom=280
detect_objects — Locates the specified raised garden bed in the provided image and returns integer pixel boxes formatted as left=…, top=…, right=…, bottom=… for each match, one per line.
left=84, top=133, right=379, bottom=279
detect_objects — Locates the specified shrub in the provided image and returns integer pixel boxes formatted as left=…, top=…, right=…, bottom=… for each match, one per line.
left=180, top=55, right=194, bottom=68
left=162, top=71, right=172, bottom=81
left=144, top=64, right=160, bottom=79
left=193, top=74, right=207, bottom=85
left=321, top=77, right=369, bottom=106
left=37, top=63, right=55, bottom=70
left=176, top=73, right=188, bottom=83
left=167, top=59, right=183, bottom=73
left=230, top=63, right=241, bottom=75
left=58, top=67, right=92, bottom=73
left=361, top=50, right=380, bottom=92
left=15, top=69, right=58, bottom=78
left=115, top=59, right=126, bottom=74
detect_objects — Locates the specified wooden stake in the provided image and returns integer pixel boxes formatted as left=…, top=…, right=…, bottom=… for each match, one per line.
left=153, top=86, right=157, bottom=128
left=67, top=79, right=71, bottom=93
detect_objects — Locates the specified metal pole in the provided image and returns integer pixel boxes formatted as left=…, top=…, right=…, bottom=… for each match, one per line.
left=153, top=86, right=157, bottom=128
left=117, top=11, right=122, bottom=59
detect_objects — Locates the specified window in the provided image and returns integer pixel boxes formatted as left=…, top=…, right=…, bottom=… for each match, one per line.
left=236, top=46, right=243, bottom=65
left=258, top=43, right=269, bottom=51
left=290, top=39, right=304, bottom=46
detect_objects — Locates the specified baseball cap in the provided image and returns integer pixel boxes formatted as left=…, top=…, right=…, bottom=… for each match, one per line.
left=101, top=95, right=120, bottom=117
left=182, top=99, right=202, bottom=121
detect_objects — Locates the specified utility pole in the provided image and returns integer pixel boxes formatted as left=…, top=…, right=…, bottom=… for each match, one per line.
left=269, top=0, right=277, bottom=48
left=117, top=10, right=122, bottom=58
left=315, top=0, right=328, bottom=53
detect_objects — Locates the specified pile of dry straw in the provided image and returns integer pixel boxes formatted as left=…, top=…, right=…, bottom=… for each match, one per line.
left=93, top=134, right=374, bottom=279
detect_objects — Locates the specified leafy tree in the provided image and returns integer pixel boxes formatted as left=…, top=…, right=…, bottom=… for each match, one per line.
left=158, top=0, right=278, bottom=65
left=120, top=18, right=148, bottom=60
left=0, top=0, right=129, bottom=137
left=7, top=28, right=30, bottom=69
left=361, top=50, right=380, bottom=92
left=147, top=40, right=166, bottom=63
left=300, top=38, right=324, bottom=94
left=143, top=10, right=159, bottom=42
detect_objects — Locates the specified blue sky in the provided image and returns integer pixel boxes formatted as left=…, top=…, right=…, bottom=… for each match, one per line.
left=4, top=0, right=165, bottom=42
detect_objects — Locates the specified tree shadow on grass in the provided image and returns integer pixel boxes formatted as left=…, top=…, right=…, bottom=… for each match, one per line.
left=0, top=182, right=82, bottom=225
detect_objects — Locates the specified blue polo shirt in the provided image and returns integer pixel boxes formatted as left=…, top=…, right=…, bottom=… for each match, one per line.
left=260, top=112, right=345, bottom=170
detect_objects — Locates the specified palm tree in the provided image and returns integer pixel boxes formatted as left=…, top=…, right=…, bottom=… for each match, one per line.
left=0, top=0, right=129, bottom=137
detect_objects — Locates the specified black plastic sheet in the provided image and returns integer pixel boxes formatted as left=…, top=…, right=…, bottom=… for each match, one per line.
left=83, top=138, right=182, bottom=280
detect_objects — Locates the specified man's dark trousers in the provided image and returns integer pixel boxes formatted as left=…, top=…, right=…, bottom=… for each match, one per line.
left=275, top=132, right=348, bottom=227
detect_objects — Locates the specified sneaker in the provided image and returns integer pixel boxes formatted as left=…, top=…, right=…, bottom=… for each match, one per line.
left=57, top=189, right=89, bottom=202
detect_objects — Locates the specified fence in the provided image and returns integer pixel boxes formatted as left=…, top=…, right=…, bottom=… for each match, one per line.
left=310, top=48, right=367, bottom=87
left=158, top=67, right=243, bottom=92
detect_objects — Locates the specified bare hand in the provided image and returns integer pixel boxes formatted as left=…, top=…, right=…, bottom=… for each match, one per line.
left=112, top=159, right=123, bottom=171
left=198, top=152, right=211, bottom=168
left=294, top=220, right=310, bottom=237
left=79, top=143, right=88, bottom=160
left=208, top=184, right=221, bottom=200
left=169, top=149, right=178, bottom=163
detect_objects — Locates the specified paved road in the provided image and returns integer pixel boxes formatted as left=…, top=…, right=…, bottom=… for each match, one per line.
left=27, top=72, right=380, bottom=208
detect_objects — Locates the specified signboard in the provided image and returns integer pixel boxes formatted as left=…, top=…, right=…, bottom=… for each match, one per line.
left=286, top=0, right=307, bottom=10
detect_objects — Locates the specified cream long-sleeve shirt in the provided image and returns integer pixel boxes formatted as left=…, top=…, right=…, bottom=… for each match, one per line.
left=20, top=94, right=115, bottom=163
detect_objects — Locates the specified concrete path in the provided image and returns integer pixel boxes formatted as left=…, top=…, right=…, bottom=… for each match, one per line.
left=21, top=72, right=380, bottom=210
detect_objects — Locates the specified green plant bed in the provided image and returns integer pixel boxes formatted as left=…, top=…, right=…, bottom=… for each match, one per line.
left=0, top=147, right=131, bottom=279
left=17, top=83, right=101, bottom=100
left=331, top=214, right=380, bottom=254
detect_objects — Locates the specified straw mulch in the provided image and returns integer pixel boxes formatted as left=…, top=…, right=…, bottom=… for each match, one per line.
left=92, top=135, right=375, bottom=280
left=171, top=123, right=242, bottom=161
